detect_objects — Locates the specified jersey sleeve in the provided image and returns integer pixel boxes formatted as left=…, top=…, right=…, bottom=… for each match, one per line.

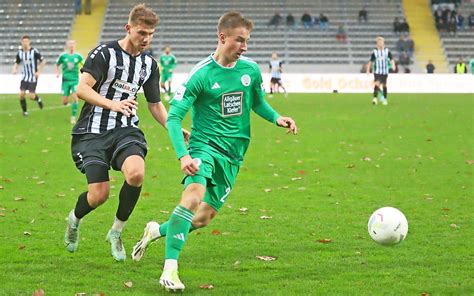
left=142, top=60, right=161, bottom=103
left=34, top=49, right=44, bottom=62
left=15, top=52, right=21, bottom=64
left=56, top=54, right=63, bottom=65
left=167, top=72, right=204, bottom=159
left=81, top=46, right=108, bottom=83
left=171, top=55, right=177, bottom=69
left=370, top=52, right=376, bottom=62
left=251, top=68, right=280, bottom=124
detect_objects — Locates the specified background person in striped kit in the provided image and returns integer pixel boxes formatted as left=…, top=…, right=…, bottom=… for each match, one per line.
left=63, top=4, right=189, bottom=262
left=366, top=36, right=396, bottom=105
left=12, top=35, right=46, bottom=116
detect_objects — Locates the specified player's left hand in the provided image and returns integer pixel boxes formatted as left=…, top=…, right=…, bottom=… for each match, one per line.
left=276, top=116, right=298, bottom=135
left=35, top=72, right=40, bottom=79
left=181, top=128, right=190, bottom=145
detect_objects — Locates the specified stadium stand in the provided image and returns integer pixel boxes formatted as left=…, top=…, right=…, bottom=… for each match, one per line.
left=101, top=0, right=407, bottom=70
left=0, top=0, right=418, bottom=73
left=0, top=1, right=75, bottom=65
left=437, top=1, right=474, bottom=71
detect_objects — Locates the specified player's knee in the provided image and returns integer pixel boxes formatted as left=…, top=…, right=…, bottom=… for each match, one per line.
left=125, top=169, right=144, bottom=187
left=181, top=185, right=205, bottom=211
left=88, top=184, right=110, bottom=206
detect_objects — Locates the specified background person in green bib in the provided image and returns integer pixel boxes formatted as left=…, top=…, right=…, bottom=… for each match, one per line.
left=56, top=40, right=84, bottom=124
left=132, top=11, right=298, bottom=292
left=159, top=46, right=177, bottom=100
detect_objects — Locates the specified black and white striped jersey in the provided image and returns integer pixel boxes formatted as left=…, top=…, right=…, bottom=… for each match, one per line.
left=73, top=40, right=161, bottom=135
left=370, top=48, right=393, bottom=75
left=269, top=59, right=283, bottom=79
left=15, top=48, right=44, bottom=83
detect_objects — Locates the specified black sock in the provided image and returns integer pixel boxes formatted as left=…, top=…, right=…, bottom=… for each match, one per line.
left=74, top=191, right=95, bottom=219
left=383, top=87, right=387, bottom=99
left=373, top=86, right=379, bottom=97
left=20, top=99, right=27, bottom=112
left=116, top=181, right=142, bottom=221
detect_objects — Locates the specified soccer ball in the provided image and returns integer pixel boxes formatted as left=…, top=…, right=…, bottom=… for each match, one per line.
left=368, top=207, right=408, bottom=245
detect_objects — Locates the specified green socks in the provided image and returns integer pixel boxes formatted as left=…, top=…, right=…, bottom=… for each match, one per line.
left=165, top=205, right=194, bottom=260
left=72, top=101, right=78, bottom=117
left=159, top=220, right=196, bottom=237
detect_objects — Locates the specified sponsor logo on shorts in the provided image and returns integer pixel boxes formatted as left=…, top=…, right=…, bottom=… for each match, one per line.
left=112, top=79, right=139, bottom=95
left=221, top=92, right=243, bottom=117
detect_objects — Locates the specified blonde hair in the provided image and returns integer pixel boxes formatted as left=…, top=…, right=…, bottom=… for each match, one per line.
left=217, top=11, right=254, bottom=33
left=129, top=4, right=159, bottom=27
left=376, top=36, right=385, bottom=42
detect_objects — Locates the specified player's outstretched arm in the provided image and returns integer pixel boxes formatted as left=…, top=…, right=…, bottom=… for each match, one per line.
left=77, top=72, right=137, bottom=117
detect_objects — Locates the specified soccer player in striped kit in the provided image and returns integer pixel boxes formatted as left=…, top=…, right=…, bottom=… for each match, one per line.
left=12, top=35, right=45, bottom=116
left=366, top=36, right=396, bottom=105
left=63, top=4, right=189, bottom=261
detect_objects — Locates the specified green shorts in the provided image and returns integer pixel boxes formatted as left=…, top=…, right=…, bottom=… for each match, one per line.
left=183, top=146, right=240, bottom=212
left=161, top=72, right=173, bottom=83
left=62, top=80, right=78, bottom=97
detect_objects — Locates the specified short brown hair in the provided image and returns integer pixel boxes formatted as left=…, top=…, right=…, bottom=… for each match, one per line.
left=129, top=4, right=159, bottom=27
left=21, top=35, right=30, bottom=40
left=217, top=11, right=254, bottom=33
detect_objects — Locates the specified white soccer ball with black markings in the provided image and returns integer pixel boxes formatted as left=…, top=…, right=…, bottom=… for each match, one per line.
left=368, top=207, right=408, bottom=245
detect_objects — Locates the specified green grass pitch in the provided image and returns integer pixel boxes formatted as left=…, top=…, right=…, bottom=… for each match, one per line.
left=0, top=93, right=472, bottom=295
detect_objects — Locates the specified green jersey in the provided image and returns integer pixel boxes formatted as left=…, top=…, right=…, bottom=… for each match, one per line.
left=167, top=55, right=280, bottom=164
left=56, top=52, right=83, bottom=81
left=160, top=53, right=177, bottom=72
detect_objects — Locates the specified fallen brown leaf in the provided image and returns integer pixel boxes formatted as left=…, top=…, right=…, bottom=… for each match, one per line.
left=362, top=157, right=372, bottom=162
left=24, top=231, right=31, bottom=236
left=37, top=181, right=45, bottom=185
left=291, top=177, right=302, bottom=181
left=346, top=164, right=355, bottom=168
left=421, top=293, right=430, bottom=296
left=466, top=160, right=474, bottom=165
left=298, top=170, right=305, bottom=175
left=211, top=229, right=221, bottom=235
left=0, top=185, right=4, bottom=189
left=3, top=178, right=12, bottom=183
left=123, top=281, right=133, bottom=288
left=199, top=284, right=214, bottom=289
left=264, top=188, right=272, bottom=193
left=30, top=219, right=35, bottom=224
left=317, top=238, right=332, bottom=243
left=14, top=197, right=24, bottom=201
left=441, top=208, right=450, bottom=212
left=239, top=207, right=248, bottom=212
left=0, top=213, right=5, bottom=217
left=256, top=255, right=277, bottom=261
left=142, top=192, right=150, bottom=196
left=56, top=193, right=66, bottom=197
left=0, top=207, right=5, bottom=211
left=450, top=224, right=459, bottom=229
left=159, top=210, right=170, bottom=214
left=260, top=216, right=273, bottom=220
left=18, top=245, right=26, bottom=250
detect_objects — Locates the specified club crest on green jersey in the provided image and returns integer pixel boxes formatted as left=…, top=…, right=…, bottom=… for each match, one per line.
left=221, top=92, right=243, bottom=117
left=241, top=74, right=251, bottom=87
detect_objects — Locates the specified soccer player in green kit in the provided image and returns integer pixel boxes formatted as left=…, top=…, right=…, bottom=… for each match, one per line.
left=132, top=11, right=297, bottom=292
left=55, top=40, right=84, bottom=123
left=159, top=46, right=177, bottom=100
